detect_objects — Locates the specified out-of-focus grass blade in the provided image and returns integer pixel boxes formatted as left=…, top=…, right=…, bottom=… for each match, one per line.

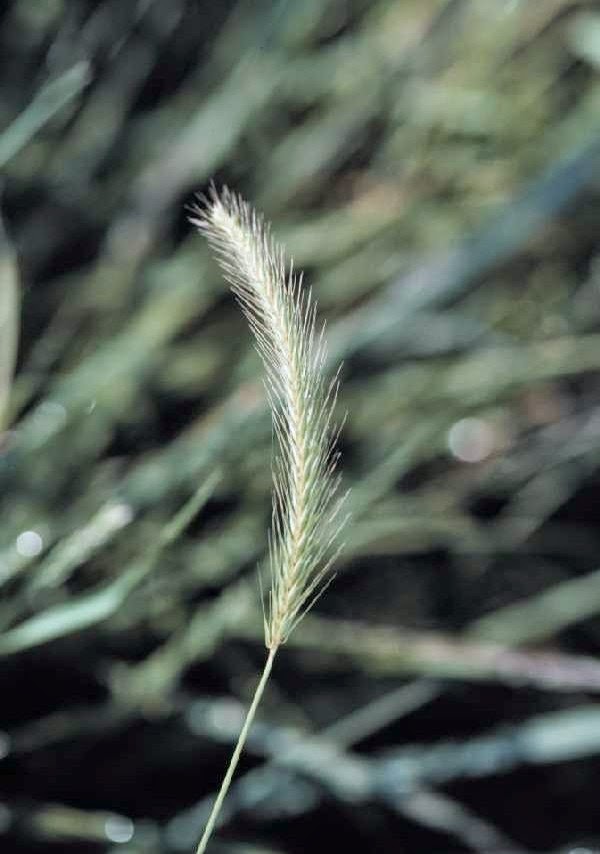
left=0, top=471, right=221, bottom=656
left=0, top=569, right=143, bottom=656
left=0, top=61, right=91, bottom=169
left=160, top=467, right=222, bottom=546
left=0, top=209, right=19, bottom=430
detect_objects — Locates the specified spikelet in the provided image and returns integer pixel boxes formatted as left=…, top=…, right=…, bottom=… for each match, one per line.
left=190, top=187, right=345, bottom=649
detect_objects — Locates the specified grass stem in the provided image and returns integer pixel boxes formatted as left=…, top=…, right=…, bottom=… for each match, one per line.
left=195, top=646, right=277, bottom=854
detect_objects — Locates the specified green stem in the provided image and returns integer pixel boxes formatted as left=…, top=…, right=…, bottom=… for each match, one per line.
left=195, top=646, right=277, bottom=854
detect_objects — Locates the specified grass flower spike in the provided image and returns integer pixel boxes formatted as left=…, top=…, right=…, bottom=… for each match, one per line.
left=189, top=188, right=346, bottom=851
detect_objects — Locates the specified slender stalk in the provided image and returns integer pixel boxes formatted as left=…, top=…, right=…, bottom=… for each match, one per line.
left=195, top=646, right=277, bottom=854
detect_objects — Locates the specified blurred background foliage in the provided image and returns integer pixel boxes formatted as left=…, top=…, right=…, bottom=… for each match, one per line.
left=3, top=0, right=600, bottom=851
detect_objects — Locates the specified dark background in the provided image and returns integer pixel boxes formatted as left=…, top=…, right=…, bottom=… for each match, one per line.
left=2, top=1, right=600, bottom=852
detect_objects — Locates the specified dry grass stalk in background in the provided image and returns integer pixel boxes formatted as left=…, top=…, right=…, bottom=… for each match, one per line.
left=0, top=212, right=19, bottom=432
left=189, top=187, right=346, bottom=852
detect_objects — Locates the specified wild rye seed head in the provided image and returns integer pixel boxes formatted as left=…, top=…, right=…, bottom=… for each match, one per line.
left=190, top=187, right=346, bottom=649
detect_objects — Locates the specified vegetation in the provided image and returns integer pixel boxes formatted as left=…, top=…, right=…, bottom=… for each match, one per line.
left=191, top=188, right=345, bottom=852
left=2, top=1, right=600, bottom=852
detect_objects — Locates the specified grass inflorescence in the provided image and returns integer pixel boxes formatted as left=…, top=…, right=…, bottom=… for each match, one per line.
left=190, top=187, right=347, bottom=851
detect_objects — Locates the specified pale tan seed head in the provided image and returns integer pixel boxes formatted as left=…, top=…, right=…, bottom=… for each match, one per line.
left=190, top=187, right=347, bottom=649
